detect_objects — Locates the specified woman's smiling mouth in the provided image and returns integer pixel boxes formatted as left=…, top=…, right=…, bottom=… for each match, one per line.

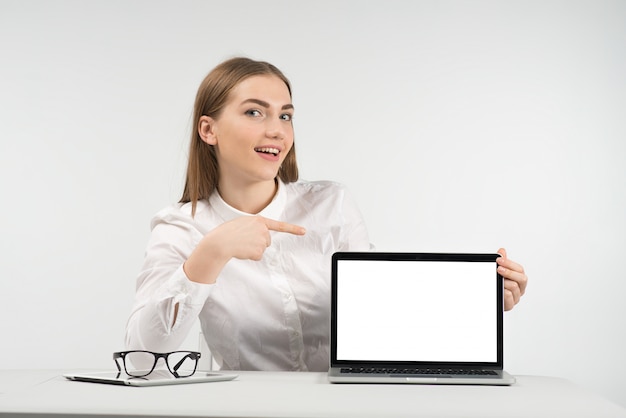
left=254, top=147, right=280, bottom=157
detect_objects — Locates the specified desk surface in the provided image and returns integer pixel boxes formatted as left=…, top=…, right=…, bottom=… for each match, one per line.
left=1, top=370, right=625, bottom=418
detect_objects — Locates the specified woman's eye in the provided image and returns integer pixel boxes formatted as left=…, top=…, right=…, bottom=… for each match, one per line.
left=245, top=109, right=262, bottom=117
left=280, top=113, right=293, bottom=121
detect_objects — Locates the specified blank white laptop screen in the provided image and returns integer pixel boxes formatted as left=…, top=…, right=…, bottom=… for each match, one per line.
left=335, top=259, right=497, bottom=363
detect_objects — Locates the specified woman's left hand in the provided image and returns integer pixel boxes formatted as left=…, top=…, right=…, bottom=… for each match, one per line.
left=496, top=248, right=528, bottom=311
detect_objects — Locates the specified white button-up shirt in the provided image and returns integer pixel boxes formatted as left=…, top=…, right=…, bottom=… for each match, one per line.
left=125, top=180, right=370, bottom=372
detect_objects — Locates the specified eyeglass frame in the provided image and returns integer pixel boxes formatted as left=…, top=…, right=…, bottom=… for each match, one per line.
left=113, top=350, right=201, bottom=378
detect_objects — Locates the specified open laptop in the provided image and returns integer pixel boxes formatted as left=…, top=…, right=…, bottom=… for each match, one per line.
left=328, top=252, right=515, bottom=385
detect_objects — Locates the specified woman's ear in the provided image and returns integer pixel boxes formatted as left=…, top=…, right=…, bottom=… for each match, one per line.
left=198, top=115, right=217, bottom=145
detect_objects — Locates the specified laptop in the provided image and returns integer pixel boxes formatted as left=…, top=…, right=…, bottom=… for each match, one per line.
left=328, top=252, right=515, bottom=385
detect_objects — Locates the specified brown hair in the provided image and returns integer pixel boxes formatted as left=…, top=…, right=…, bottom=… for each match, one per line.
left=180, top=57, right=299, bottom=216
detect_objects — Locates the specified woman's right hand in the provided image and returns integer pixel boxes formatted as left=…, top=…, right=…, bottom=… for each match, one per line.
left=183, top=215, right=306, bottom=284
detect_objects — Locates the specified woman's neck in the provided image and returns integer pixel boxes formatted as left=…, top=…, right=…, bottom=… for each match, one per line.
left=217, top=178, right=278, bottom=214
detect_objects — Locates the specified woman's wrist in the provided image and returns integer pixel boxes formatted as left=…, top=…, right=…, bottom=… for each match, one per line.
left=184, top=236, right=231, bottom=284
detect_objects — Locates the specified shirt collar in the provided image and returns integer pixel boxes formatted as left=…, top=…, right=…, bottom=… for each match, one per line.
left=208, top=179, right=287, bottom=222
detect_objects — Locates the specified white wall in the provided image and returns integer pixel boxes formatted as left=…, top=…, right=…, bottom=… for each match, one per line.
left=1, top=0, right=625, bottom=408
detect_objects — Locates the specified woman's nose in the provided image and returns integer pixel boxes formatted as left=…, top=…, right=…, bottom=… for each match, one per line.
left=266, top=119, right=285, bottom=140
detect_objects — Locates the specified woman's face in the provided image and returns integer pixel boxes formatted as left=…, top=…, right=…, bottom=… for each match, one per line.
left=200, top=74, right=294, bottom=188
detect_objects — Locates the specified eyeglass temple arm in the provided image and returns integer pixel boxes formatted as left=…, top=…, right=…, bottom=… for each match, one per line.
left=172, top=353, right=198, bottom=372
left=113, top=353, right=123, bottom=373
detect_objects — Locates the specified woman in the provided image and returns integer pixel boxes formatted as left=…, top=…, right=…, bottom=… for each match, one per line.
left=125, top=57, right=527, bottom=372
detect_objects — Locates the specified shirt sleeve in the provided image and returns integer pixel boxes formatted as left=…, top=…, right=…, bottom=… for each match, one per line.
left=125, top=206, right=213, bottom=352
left=337, top=185, right=373, bottom=251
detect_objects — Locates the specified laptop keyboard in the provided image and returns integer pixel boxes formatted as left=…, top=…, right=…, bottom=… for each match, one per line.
left=340, top=367, right=497, bottom=376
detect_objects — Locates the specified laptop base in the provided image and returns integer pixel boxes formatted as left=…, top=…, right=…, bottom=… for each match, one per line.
left=328, top=367, right=516, bottom=385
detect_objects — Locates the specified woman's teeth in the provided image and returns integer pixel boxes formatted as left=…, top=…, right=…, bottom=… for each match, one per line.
left=255, top=147, right=279, bottom=156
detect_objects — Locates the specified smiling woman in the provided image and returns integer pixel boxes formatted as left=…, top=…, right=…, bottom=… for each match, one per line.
left=124, top=57, right=372, bottom=371
left=123, top=57, right=527, bottom=372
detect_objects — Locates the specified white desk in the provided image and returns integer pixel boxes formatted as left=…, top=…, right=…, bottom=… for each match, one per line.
left=1, top=370, right=625, bottom=417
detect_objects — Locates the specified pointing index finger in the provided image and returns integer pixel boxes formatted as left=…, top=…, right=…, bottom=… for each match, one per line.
left=263, top=217, right=306, bottom=236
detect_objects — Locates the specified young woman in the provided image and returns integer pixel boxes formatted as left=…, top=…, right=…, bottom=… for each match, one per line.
left=125, top=57, right=528, bottom=372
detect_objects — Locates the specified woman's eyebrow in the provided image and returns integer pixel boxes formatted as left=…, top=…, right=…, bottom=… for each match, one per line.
left=241, top=98, right=294, bottom=110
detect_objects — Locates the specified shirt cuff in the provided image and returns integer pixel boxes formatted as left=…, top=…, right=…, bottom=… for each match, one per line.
left=153, top=265, right=213, bottom=334
left=167, top=264, right=214, bottom=306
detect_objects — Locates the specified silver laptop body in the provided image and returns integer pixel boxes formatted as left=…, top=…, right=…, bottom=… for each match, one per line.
left=328, top=252, right=515, bottom=385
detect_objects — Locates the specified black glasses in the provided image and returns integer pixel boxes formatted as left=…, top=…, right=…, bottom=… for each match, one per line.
left=113, top=350, right=201, bottom=378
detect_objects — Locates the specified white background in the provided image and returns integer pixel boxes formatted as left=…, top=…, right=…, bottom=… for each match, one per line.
left=1, top=0, right=625, bottom=408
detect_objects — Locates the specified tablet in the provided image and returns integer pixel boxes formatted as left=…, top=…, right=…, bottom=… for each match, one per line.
left=64, top=370, right=238, bottom=386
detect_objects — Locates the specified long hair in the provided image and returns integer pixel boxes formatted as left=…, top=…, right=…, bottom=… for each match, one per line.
left=180, top=57, right=299, bottom=216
